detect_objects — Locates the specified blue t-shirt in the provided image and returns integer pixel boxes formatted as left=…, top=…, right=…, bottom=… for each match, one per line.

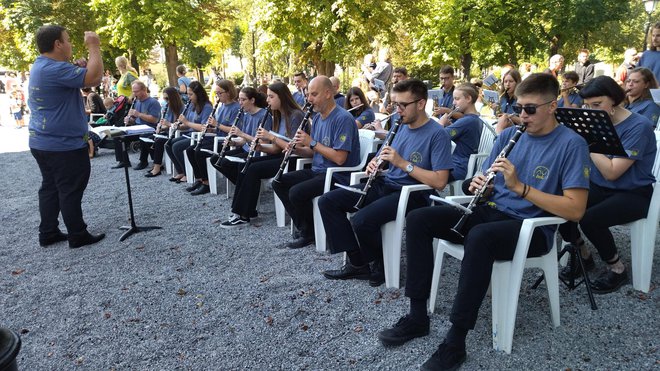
left=590, top=112, right=656, bottom=189
left=134, top=96, right=162, bottom=128
left=638, top=50, right=660, bottom=83
left=311, top=106, right=360, bottom=174
left=178, top=76, right=192, bottom=101
left=483, top=125, right=590, bottom=247
left=214, top=101, right=241, bottom=137
left=334, top=94, right=346, bottom=109
left=354, top=108, right=375, bottom=127
left=625, top=98, right=660, bottom=128
left=28, top=56, right=87, bottom=151
left=499, top=94, right=516, bottom=114
left=293, top=90, right=306, bottom=107
left=241, top=108, right=273, bottom=151
left=439, top=86, right=454, bottom=108
left=384, top=119, right=453, bottom=187
left=276, top=110, right=303, bottom=137
left=558, top=92, right=583, bottom=108
left=446, top=113, right=482, bottom=180
left=182, top=102, right=213, bottom=133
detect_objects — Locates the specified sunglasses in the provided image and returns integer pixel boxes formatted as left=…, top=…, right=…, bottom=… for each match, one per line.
left=511, top=100, right=554, bottom=115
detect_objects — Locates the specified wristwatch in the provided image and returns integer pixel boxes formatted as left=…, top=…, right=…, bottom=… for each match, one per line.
left=309, top=140, right=317, bottom=150
left=405, top=163, right=414, bottom=174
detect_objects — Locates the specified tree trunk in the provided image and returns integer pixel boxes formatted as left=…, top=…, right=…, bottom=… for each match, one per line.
left=549, top=35, right=561, bottom=58
left=508, top=40, right=518, bottom=66
left=459, top=12, right=472, bottom=80
left=317, top=60, right=335, bottom=77
left=197, top=65, right=204, bottom=84
left=164, top=43, right=178, bottom=87
left=129, top=51, right=139, bottom=76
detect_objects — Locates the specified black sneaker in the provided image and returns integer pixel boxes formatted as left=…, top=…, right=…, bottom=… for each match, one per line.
left=369, top=261, right=385, bottom=287
left=185, top=181, right=203, bottom=192
left=421, top=341, right=466, bottom=371
left=220, top=215, right=250, bottom=229
left=559, top=253, right=596, bottom=281
left=590, top=269, right=629, bottom=294
left=323, top=263, right=370, bottom=280
left=378, top=314, right=430, bottom=346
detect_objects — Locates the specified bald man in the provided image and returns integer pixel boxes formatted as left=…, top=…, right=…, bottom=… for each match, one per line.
left=330, top=76, right=346, bottom=108
left=272, top=76, right=361, bottom=249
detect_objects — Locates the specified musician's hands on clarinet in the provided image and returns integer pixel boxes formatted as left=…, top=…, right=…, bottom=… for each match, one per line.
left=293, top=129, right=311, bottom=147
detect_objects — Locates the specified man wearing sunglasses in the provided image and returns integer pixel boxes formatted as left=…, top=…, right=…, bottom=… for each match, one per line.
left=378, top=73, right=590, bottom=370
left=318, top=79, right=453, bottom=286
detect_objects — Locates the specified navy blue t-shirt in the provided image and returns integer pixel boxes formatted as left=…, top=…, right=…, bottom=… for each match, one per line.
left=28, top=56, right=87, bottom=151
left=384, top=119, right=453, bottom=187
left=134, top=96, right=162, bottom=128
left=215, top=101, right=241, bottom=137
left=311, top=106, right=360, bottom=173
left=334, top=94, right=346, bottom=109
left=625, top=98, right=660, bottom=128
left=439, top=87, right=454, bottom=108
left=446, top=114, right=482, bottom=180
left=293, top=90, right=306, bottom=107
left=558, top=92, right=583, bottom=108
left=241, top=108, right=273, bottom=151
left=639, top=50, right=660, bottom=82
left=354, top=108, right=376, bottom=127
left=182, top=102, right=213, bottom=133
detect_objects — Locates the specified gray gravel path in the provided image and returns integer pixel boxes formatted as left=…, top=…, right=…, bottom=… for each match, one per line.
left=1, top=148, right=658, bottom=370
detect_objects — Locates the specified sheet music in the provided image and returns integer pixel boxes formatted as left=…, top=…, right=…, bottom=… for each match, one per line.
left=482, top=89, right=499, bottom=104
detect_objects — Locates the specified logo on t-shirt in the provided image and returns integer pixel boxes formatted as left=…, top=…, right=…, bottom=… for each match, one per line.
left=583, top=165, right=590, bottom=179
left=449, top=129, right=457, bottom=137
left=626, top=148, right=639, bottom=157
left=322, top=136, right=331, bottom=146
left=409, top=152, right=422, bottom=164
left=533, top=166, right=549, bottom=180
left=339, top=134, right=347, bottom=143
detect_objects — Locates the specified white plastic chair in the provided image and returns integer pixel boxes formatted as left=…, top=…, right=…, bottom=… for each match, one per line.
left=297, top=129, right=375, bottom=252
left=89, top=113, right=104, bottom=125
left=428, top=195, right=564, bottom=354
left=183, top=133, right=199, bottom=184
left=205, top=136, right=234, bottom=198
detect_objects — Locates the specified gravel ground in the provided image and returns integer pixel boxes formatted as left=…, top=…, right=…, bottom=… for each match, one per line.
left=0, top=148, right=658, bottom=370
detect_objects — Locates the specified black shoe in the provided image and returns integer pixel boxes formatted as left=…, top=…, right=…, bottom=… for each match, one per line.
left=111, top=162, right=130, bottom=169
left=133, top=161, right=148, bottom=170
left=323, top=262, right=371, bottom=280
left=559, top=253, right=596, bottom=281
left=421, top=341, right=466, bottom=371
left=369, top=261, right=385, bottom=287
left=169, top=176, right=183, bottom=182
left=39, top=231, right=68, bottom=247
left=145, top=170, right=161, bottom=178
left=68, top=232, right=105, bottom=248
left=590, top=269, right=629, bottom=294
left=286, top=236, right=314, bottom=249
left=185, top=180, right=203, bottom=192
left=378, top=314, right=430, bottom=346
left=190, top=184, right=210, bottom=195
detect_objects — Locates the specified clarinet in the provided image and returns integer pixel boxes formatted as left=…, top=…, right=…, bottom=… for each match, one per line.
left=214, top=108, right=245, bottom=166
left=450, top=123, right=528, bottom=238
left=193, top=100, right=222, bottom=152
left=353, top=118, right=402, bottom=209
left=241, top=106, right=272, bottom=174
left=155, top=104, right=168, bottom=135
left=169, top=100, right=192, bottom=139
left=273, top=102, right=314, bottom=182
left=124, top=97, right=137, bottom=126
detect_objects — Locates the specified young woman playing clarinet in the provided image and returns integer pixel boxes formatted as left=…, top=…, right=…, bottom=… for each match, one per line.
left=494, top=69, right=523, bottom=133
left=624, top=67, right=660, bottom=127
left=345, top=87, right=375, bottom=128
left=219, top=82, right=303, bottom=228
left=145, top=87, right=184, bottom=177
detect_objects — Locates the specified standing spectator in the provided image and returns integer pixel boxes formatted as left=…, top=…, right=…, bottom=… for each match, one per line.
left=114, top=56, right=138, bottom=98
left=574, top=49, right=595, bottom=86
left=543, top=54, right=564, bottom=78
left=28, top=24, right=105, bottom=248
left=177, top=65, right=191, bottom=103
left=10, top=90, right=24, bottom=129
left=615, top=48, right=638, bottom=87
left=639, top=22, right=660, bottom=81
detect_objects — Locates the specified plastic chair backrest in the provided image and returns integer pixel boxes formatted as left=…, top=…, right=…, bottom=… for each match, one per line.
left=357, top=129, right=376, bottom=168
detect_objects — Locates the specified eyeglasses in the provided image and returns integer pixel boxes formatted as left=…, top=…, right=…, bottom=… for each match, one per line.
left=511, top=100, right=554, bottom=115
left=394, top=98, right=423, bottom=110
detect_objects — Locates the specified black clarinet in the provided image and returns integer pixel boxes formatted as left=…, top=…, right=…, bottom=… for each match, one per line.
left=273, top=102, right=314, bottom=182
left=450, top=123, right=528, bottom=239
left=241, top=106, right=272, bottom=174
left=155, top=104, right=168, bottom=135
left=124, top=96, right=137, bottom=126
left=169, top=100, right=192, bottom=139
left=214, top=108, right=245, bottom=166
left=193, top=100, right=222, bottom=152
left=354, top=118, right=402, bottom=209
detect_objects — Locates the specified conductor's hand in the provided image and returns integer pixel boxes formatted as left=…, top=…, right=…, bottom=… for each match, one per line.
left=84, top=31, right=101, bottom=49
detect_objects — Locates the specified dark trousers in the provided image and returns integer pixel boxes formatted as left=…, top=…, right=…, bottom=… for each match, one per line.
left=185, top=138, right=214, bottom=180
left=152, top=136, right=168, bottom=165
left=210, top=148, right=248, bottom=185
left=404, top=204, right=547, bottom=330
left=318, top=178, right=428, bottom=262
left=165, top=136, right=190, bottom=174
left=31, top=147, right=91, bottom=239
left=112, top=135, right=140, bottom=163
left=230, top=155, right=283, bottom=218
left=272, top=169, right=327, bottom=239
left=559, top=182, right=652, bottom=262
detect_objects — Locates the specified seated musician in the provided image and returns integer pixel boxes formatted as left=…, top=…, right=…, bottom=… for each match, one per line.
left=559, top=76, right=657, bottom=293
left=165, top=81, right=213, bottom=186
left=110, top=81, right=161, bottom=169
left=145, top=87, right=183, bottom=177
left=558, top=71, right=583, bottom=108
left=438, top=83, right=483, bottom=182
left=494, top=69, right=523, bottom=133
left=433, top=65, right=463, bottom=121
left=624, top=67, right=660, bottom=127
left=378, top=73, right=589, bottom=370
left=184, top=79, right=241, bottom=191
left=272, top=76, right=361, bottom=249
left=330, top=76, right=345, bottom=108
left=219, top=82, right=303, bottom=228
left=345, top=87, right=375, bottom=128
left=319, top=78, right=452, bottom=286
left=209, top=87, right=272, bottom=191
left=292, top=72, right=308, bottom=107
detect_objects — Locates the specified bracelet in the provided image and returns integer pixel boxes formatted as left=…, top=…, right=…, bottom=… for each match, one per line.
left=521, top=183, right=530, bottom=199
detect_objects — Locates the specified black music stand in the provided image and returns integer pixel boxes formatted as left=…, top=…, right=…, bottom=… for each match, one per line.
left=532, top=108, right=628, bottom=310
left=117, top=135, right=161, bottom=241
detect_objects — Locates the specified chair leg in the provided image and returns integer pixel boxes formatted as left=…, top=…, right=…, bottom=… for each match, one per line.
left=164, top=152, right=172, bottom=175
left=428, top=245, right=446, bottom=313
left=630, top=220, right=653, bottom=293
left=183, top=151, right=194, bottom=184
left=540, top=253, right=561, bottom=328
left=313, top=197, right=326, bottom=252
left=491, top=261, right=511, bottom=353
left=206, top=158, right=218, bottom=195
left=381, top=221, right=400, bottom=289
